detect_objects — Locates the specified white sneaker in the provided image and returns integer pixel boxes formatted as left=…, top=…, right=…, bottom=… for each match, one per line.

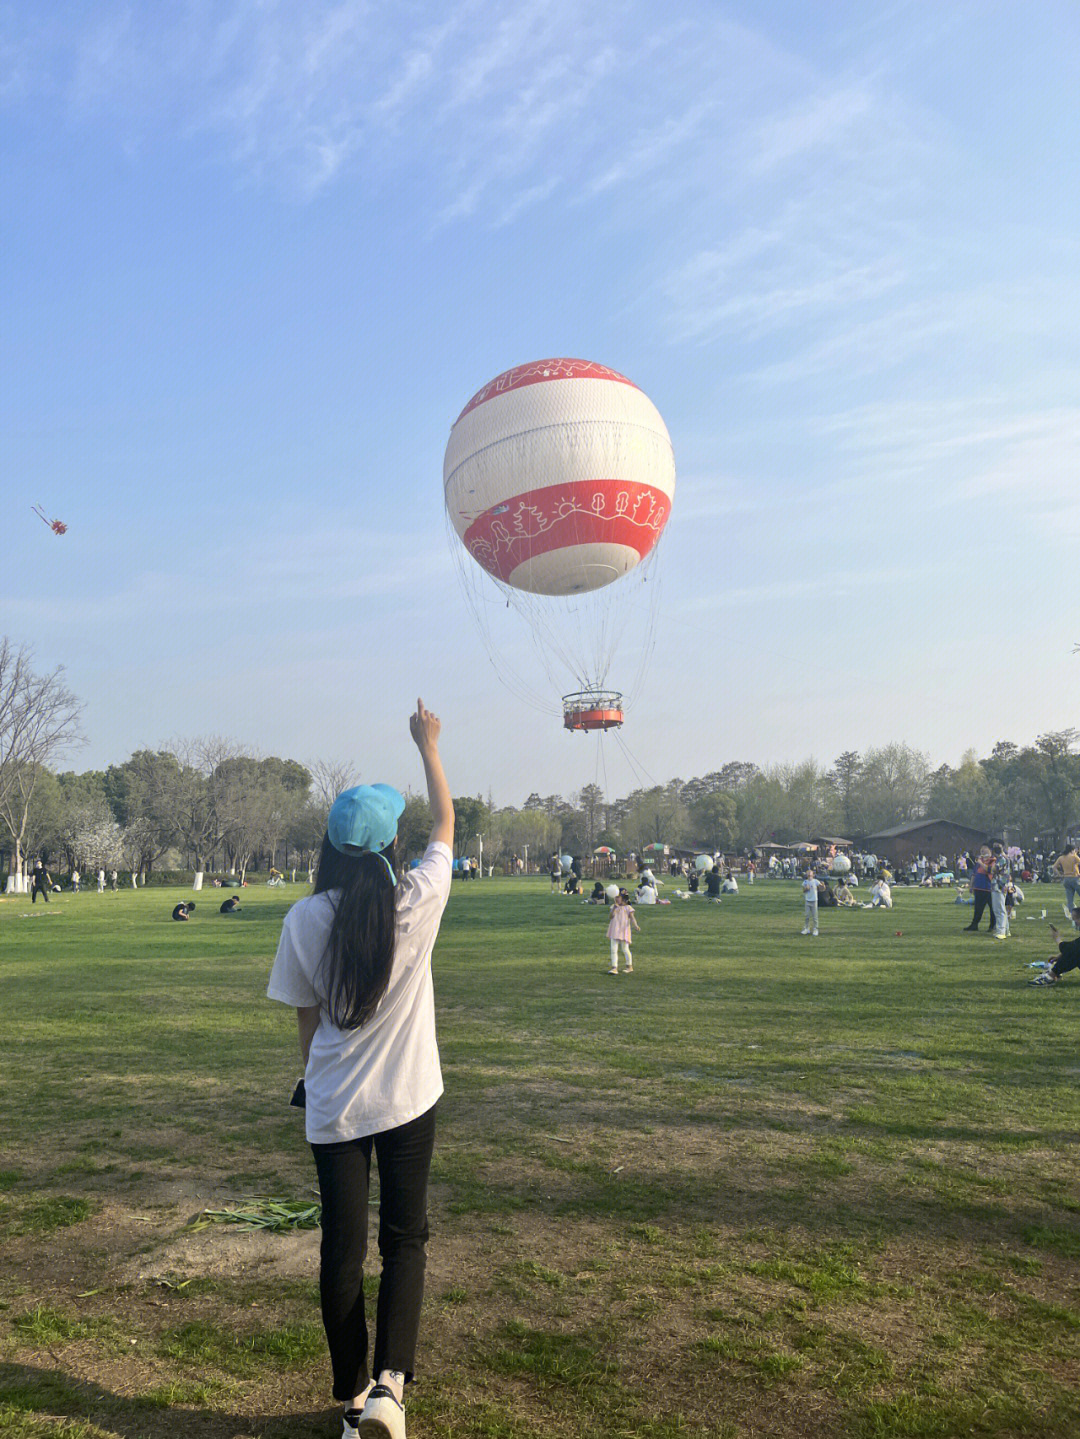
left=800, top=928, right=810, bottom=935
left=812, top=929, right=819, bottom=937
left=357, top=1386, right=406, bottom=1439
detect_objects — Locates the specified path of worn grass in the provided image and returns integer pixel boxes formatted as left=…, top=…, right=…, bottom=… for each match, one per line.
left=1, top=878, right=1078, bottom=1438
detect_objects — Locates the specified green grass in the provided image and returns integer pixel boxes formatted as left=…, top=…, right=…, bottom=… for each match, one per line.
left=2, top=877, right=1080, bottom=1436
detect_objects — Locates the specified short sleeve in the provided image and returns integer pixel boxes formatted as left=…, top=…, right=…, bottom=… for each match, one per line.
left=396, top=841, right=453, bottom=943
left=266, top=907, right=320, bottom=1008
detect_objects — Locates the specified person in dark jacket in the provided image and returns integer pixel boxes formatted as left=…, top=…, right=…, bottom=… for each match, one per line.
left=964, top=847, right=994, bottom=932
left=1030, top=919, right=1080, bottom=985
left=31, top=859, right=53, bottom=904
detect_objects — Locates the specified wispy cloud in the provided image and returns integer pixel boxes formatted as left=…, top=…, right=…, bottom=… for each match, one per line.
left=748, top=83, right=874, bottom=173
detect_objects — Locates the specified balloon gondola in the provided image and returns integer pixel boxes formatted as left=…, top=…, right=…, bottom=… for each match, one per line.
left=562, top=689, right=624, bottom=732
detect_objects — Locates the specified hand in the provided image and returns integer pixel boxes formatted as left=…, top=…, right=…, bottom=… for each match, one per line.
left=1049, top=925, right=1060, bottom=939
left=409, top=698, right=442, bottom=754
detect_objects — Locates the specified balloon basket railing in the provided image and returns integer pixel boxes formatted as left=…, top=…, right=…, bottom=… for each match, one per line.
left=562, top=690, right=624, bottom=732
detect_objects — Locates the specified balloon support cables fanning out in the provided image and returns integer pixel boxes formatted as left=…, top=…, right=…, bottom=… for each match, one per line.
left=562, top=689, right=624, bottom=732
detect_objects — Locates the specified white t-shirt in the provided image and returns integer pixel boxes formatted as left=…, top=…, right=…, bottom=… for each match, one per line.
left=267, top=840, right=452, bottom=1144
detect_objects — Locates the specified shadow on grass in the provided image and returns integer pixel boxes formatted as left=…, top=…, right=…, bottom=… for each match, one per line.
left=0, top=1361, right=333, bottom=1439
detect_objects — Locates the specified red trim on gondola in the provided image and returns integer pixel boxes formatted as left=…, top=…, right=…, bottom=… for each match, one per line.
left=455, top=359, right=638, bottom=422
left=563, top=708, right=623, bottom=732
left=463, top=479, right=669, bottom=585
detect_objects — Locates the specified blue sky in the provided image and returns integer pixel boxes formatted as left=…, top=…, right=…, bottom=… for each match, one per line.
left=3, top=1, right=1078, bottom=804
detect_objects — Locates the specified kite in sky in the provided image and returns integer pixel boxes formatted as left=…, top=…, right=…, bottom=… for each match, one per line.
left=32, top=504, right=67, bottom=535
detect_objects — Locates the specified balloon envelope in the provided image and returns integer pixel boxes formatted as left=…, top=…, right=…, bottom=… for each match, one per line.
left=694, top=854, right=714, bottom=872
left=444, top=359, right=675, bottom=597
left=560, top=854, right=573, bottom=873
left=605, top=884, right=619, bottom=900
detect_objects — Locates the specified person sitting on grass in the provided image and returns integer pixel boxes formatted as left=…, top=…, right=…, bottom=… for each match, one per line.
left=704, top=867, right=722, bottom=901
left=587, top=881, right=606, bottom=904
left=172, top=901, right=195, bottom=921
left=1031, top=917, right=1080, bottom=986
left=563, top=872, right=580, bottom=896
left=220, top=895, right=242, bottom=914
left=817, top=879, right=838, bottom=908
left=721, top=873, right=739, bottom=895
left=687, top=869, right=700, bottom=894
left=837, top=880, right=856, bottom=907
left=870, top=878, right=893, bottom=909
left=635, top=880, right=657, bottom=905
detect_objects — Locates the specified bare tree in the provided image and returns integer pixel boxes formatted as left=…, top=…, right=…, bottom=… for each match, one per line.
left=0, top=639, right=83, bottom=888
left=309, top=758, right=359, bottom=811
left=167, top=736, right=242, bottom=881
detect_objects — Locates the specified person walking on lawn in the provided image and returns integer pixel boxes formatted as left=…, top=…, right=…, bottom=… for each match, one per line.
left=606, top=890, right=640, bottom=972
left=267, top=700, right=454, bottom=1439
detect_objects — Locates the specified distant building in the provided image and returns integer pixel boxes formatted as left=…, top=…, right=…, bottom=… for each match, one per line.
left=862, top=818, right=993, bottom=866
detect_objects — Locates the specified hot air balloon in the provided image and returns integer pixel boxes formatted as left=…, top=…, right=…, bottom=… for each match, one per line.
left=444, top=359, right=675, bottom=729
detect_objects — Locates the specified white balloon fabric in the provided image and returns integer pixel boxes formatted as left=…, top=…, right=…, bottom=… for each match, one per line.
left=605, top=884, right=619, bottom=900
left=694, top=854, right=714, bottom=872
left=560, top=854, right=573, bottom=873
left=444, top=359, right=676, bottom=597
left=831, top=855, right=852, bottom=875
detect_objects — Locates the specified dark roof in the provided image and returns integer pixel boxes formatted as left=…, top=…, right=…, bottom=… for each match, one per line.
left=864, top=817, right=990, bottom=841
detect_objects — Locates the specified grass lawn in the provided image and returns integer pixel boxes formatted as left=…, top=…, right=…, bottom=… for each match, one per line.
left=2, top=877, right=1079, bottom=1439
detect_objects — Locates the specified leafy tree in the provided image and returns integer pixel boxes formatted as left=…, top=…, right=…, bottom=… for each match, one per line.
left=575, top=783, right=605, bottom=849
left=452, top=795, right=490, bottom=858
left=688, top=790, right=737, bottom=852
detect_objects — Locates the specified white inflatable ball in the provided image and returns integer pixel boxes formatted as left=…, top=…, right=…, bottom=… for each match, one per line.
left=605, top=884, right=619, bottom=900
left=830, top=855, right=852, bottom=875
left=694, top=854, right=714, bottom=872
left=560, top=854, right=573, bottom=873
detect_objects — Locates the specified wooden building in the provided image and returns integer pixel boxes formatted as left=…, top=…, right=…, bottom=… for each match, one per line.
left=862, top=818, right=993, bottom=867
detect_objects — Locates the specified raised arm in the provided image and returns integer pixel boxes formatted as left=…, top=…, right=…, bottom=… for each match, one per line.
left=410, top=698, right=454, bottom=849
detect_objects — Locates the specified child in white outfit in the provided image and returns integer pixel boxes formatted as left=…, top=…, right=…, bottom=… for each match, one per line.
left=801, top=870, right=819, bottom=936
left=606, top=893, right=640, bottom=973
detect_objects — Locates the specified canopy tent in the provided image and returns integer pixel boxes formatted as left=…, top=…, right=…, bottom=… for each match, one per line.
left=792, top=842, right=818, bottom=853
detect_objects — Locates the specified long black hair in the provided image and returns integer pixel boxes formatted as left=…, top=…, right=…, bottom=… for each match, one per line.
left=313, top=832, right=398, bottom=1030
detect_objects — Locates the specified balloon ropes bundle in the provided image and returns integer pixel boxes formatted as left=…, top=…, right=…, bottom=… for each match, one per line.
left=443, top=358, right=676, bottom=751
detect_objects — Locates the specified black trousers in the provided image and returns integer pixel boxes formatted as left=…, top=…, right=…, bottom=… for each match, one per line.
left=312, top=1104, right=436, bottom=1401
left=966, top=891, right=992, bottom=930
left=31, top=881, right=49, bottom=904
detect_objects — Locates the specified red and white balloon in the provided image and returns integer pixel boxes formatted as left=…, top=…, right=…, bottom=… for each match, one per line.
left=444, top=359, right=675, bottom=596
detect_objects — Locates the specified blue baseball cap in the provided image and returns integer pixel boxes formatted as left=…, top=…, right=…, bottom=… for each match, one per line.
left=327, top=784, right=406, bottom=860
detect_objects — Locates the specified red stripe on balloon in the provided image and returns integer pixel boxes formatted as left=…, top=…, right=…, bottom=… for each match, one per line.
left=461, top=479, right=670, bottom=586
left=455, top=359, right=639, bottom=422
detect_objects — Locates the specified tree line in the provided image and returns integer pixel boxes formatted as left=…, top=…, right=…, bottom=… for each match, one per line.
left=3, top=638, right=1078, bottom=881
